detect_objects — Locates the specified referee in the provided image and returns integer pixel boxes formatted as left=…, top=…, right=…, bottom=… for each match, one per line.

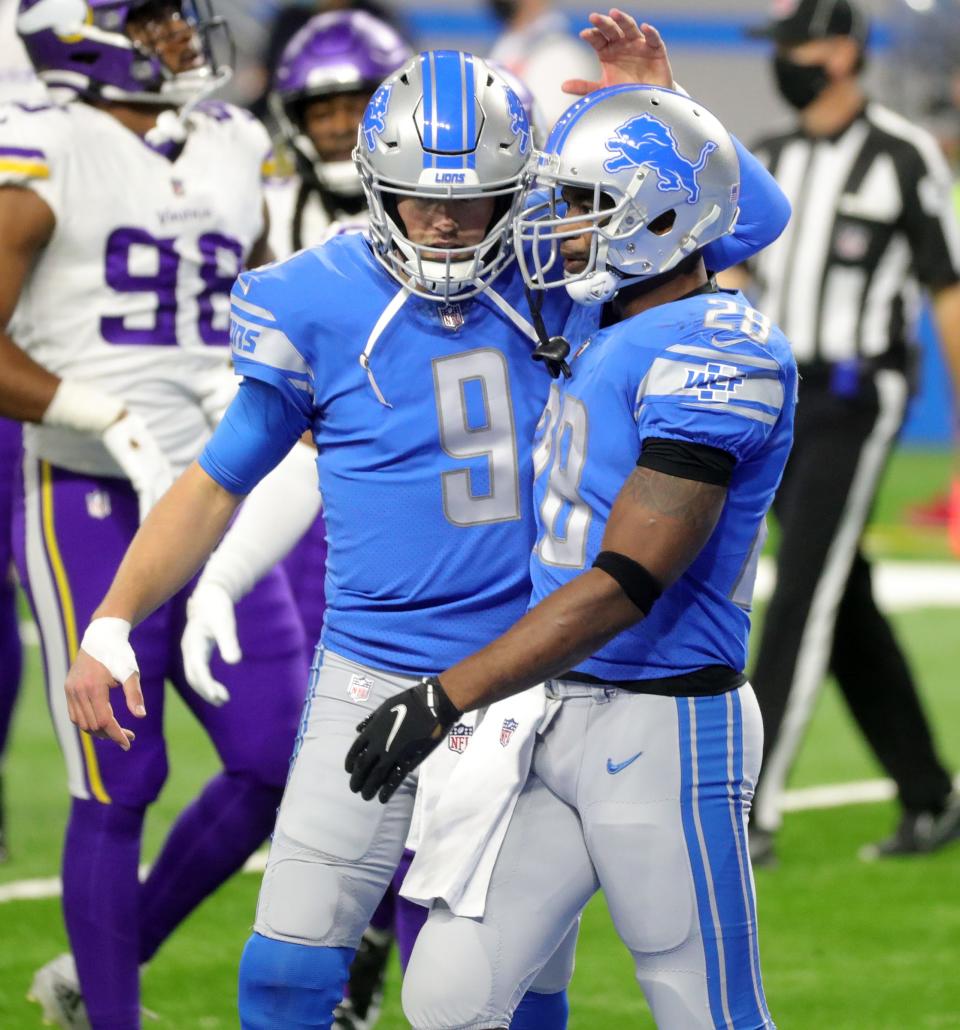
left=738, top=0, right=960, bottom=864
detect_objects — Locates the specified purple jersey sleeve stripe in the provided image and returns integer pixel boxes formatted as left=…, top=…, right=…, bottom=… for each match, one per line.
left=0, top=145, right=46, bottom=160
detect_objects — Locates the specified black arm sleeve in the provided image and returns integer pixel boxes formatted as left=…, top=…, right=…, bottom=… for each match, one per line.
left=636, top=438, right=737, bottom=487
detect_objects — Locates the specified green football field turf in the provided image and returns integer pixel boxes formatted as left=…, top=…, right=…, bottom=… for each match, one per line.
left=0, top=447, right=958, bottom=1028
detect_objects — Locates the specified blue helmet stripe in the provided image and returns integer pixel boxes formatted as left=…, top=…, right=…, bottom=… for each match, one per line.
left=420, top=50, right=482, bottom=171
left=432, top=51, right=466, bottom=158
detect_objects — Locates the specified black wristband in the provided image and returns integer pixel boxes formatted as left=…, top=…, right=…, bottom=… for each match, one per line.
left=592, top=550, right=663, bottom=615
left=422, top=675, right=461, bottom=726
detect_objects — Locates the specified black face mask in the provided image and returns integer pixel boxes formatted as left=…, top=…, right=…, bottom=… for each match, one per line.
left=774, top=55, right=830, bottom=110
left=490, top=0, right=518, bottom=22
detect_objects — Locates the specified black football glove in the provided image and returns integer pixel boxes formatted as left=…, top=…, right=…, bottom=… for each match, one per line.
left=345, top=676, right=461, bottom=803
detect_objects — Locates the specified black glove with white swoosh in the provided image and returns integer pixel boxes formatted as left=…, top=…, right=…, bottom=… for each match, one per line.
left=346, top=676, right=461, bottom=803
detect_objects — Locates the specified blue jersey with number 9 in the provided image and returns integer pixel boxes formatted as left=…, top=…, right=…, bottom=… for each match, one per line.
left=229, top=234, right=573, bottom=675
left=530, top=291, right=798, bottom=683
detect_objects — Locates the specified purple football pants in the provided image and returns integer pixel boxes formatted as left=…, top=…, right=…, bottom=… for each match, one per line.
left=13, top=454, right=309, bottom=1029
left=0, top=418, right=23, bottom=764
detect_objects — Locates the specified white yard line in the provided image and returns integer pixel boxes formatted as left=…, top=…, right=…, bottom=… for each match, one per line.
left=754, top=557, right=960, bottom=611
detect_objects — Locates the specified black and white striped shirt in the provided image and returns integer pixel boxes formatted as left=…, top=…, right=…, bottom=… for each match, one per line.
left=749, top=103, right=960, bottom=372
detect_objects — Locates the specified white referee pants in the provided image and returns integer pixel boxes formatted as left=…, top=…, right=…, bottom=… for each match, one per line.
left=403, top=682, right=775, bottom=1030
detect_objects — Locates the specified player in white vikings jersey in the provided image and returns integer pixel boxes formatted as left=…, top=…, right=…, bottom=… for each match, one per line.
left=1, top=1, right=309, bottom=1026
left=264, top=10, right=411, bottom=260
left=63, top=14, right=791, bottom=1030
left=348, top=86, right=797, bottom=1030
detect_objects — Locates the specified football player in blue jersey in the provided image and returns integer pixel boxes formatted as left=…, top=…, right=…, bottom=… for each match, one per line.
left=62, top=13, right=791, bottom=1029
left=347, top=85, right=797, bottom=1030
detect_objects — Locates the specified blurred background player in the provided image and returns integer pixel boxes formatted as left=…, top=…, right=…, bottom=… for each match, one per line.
left=729, top=0, right=960, bottom=866
left=250, top=0, right=405, bottom=119
left=488, top=0, right=597, bottom=127
left=0, top=0, right=310, bottom=1025
left=265, top=9, right=411, bottom=257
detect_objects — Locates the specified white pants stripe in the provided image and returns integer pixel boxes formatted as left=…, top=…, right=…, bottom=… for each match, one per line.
left=20, top=448, right=89, bottom=800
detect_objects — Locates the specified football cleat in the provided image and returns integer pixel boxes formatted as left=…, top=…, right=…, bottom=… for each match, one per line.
left=860, top=793, right=960, bottom=861
left=28, top=954, right=159, bottom=1028
left=27, top=954, right=90, bottom=1030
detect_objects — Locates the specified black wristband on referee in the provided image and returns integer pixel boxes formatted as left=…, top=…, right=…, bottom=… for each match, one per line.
left=592, top=550, right=663, bottom=615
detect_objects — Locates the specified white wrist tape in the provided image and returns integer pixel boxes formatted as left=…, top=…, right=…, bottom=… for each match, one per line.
left=198, top=440, right=322, bottom=603
left=79, top=617, right=139, bottom=683
left=43, top=381, right=126, bottom=436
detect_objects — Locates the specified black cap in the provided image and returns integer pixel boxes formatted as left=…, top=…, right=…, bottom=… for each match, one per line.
left=746, top=0, right=868, bottom=46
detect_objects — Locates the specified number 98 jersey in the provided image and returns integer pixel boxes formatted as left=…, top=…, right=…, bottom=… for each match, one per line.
left=0, top=99, right=271, bottom=475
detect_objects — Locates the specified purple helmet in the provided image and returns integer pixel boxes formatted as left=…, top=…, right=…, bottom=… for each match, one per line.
left=17, top=0, right=232, bottom=106
left=270, top=10, right=411, bottom=197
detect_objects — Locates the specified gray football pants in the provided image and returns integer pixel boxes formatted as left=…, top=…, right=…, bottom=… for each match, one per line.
left=254, top=649, right=576, bottom=994
left=403, top=681, right=775, bottom=1030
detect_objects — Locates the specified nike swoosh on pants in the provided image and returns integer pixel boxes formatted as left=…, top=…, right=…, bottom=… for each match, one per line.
left=606, top=752, right=642, bottom=774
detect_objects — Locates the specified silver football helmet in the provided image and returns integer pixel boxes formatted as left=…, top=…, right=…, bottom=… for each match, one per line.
left=354, top=49, right=533, bottom=302
left=515, top=85, right=741, bottom=305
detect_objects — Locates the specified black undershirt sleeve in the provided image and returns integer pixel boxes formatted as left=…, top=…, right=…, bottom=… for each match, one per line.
left=636, top=438, right=737, bottom=487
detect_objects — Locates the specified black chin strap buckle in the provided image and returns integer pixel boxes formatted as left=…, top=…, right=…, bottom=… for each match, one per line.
left=524, top=284, right=572, bottom=379
left=531, top=336, right=572, bottom=379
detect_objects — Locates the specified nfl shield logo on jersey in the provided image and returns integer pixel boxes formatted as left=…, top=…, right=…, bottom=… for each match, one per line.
left=438, top=304, right=464, bottom=330
left=500, top=718, right=519, bottom=748
left=85, top=489, right=112, bottom=520
left=447, top=722, right=474, bottom=754
left=348, top=673, right=373, bottom=703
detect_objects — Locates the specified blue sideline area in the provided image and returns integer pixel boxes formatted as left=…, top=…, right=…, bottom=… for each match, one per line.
left=401, top=10, right=893, bottom=51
